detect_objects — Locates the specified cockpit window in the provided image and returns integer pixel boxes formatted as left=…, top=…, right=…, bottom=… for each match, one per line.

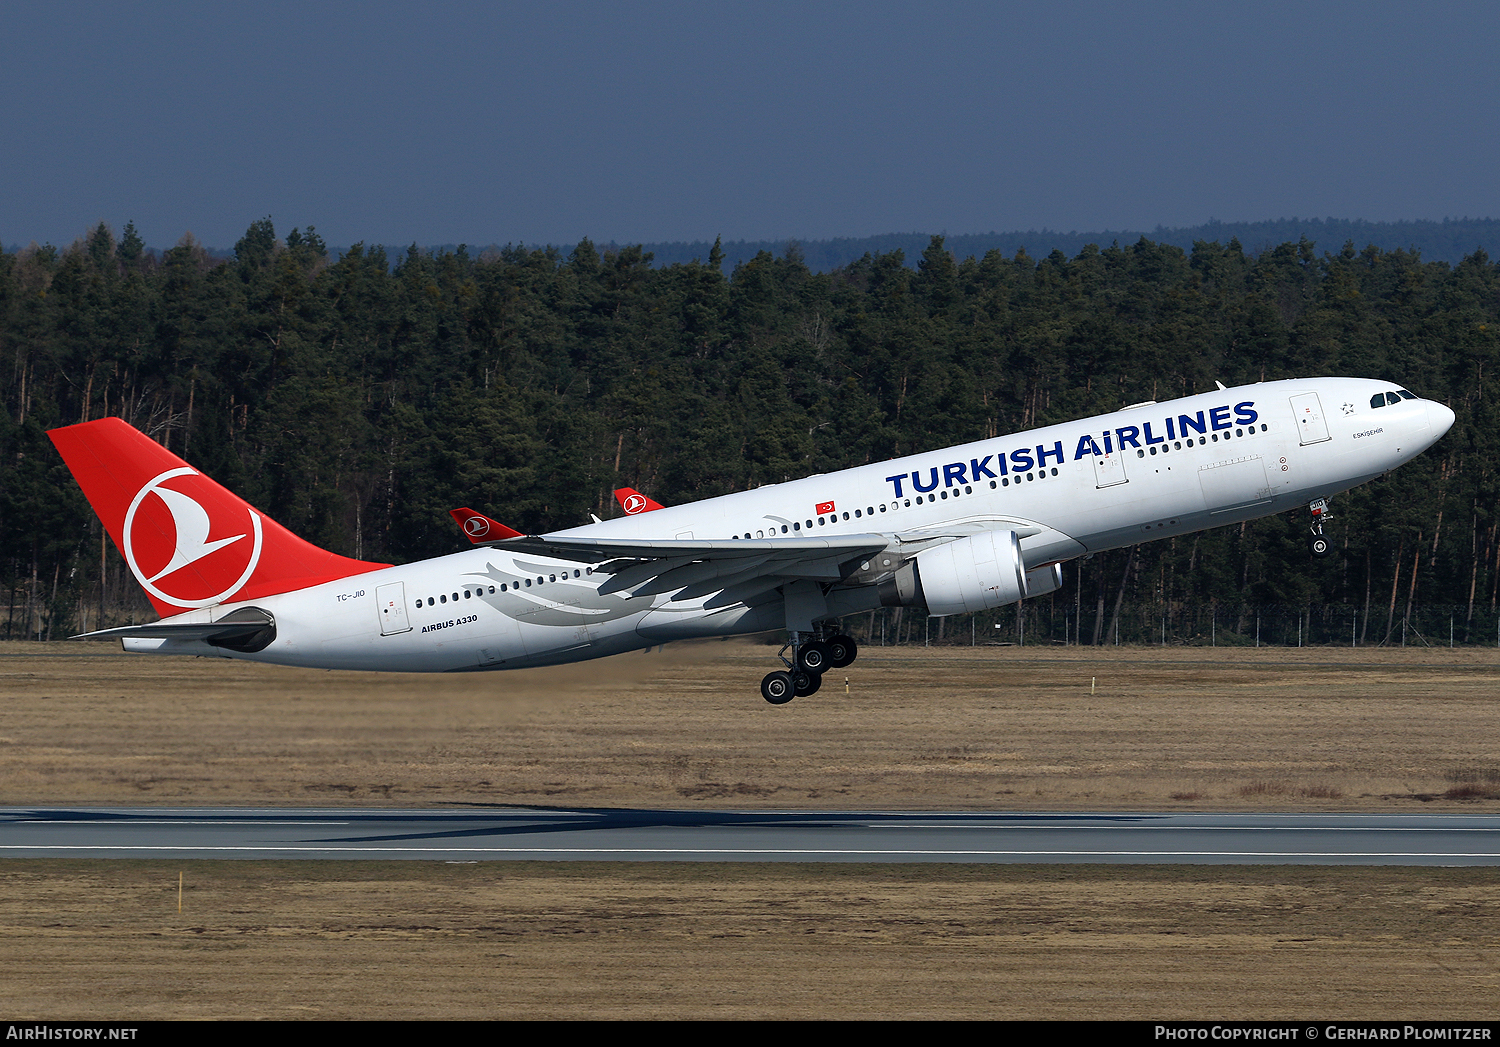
left=1397, top=389, right=1416, bottom=400
left=1386, top=392, right=1402, bottom=406
left=1371, top=394, right=1386, bottom=409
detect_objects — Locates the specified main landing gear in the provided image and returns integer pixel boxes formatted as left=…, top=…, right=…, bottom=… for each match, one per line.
left=760, top=629, right=858, bottom=705
left=1308, top=497, right=1334, bottom=558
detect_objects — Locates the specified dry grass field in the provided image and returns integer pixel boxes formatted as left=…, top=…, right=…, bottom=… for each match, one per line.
left=3, top=860, right=1498, bottom=1020
left=2, top=639, right=1499, bottom=809
left=2, top=638, right=1499, bottom=1018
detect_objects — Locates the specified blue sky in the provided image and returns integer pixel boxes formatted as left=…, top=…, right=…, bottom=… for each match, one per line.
left=3, top=1, right=1496, bottom=249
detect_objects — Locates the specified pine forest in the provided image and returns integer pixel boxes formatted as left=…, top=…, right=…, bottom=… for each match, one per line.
left=4, top=220, right=1498, bottom=648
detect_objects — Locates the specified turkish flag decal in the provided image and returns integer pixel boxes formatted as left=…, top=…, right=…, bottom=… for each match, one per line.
left=815, top=501, right=835, bottom=515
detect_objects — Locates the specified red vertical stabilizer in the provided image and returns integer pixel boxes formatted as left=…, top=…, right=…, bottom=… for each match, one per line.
left=49, top=418, right=389, bottom=618
left=614, top=487, right=666, bottom=515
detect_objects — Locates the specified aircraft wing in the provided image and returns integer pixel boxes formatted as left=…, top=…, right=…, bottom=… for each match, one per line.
left=496, top=533, right=893, bottom=605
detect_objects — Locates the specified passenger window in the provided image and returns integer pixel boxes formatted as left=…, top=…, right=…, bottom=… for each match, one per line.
left=842, top=512, right=850, bottom=521
left=440, top=594, right=447, bottom=603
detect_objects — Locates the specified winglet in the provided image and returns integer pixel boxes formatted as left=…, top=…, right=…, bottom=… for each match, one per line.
left=449, top=507, right=523, bottom=543
left=614, top=487, right=666, bottom=515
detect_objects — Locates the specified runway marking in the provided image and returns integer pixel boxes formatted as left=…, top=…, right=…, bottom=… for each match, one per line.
left=8, top=820, right=345, bottom=826
left=2, top=845, right=1498, bottom=858
left=864, top=824, right=1500, bottom=832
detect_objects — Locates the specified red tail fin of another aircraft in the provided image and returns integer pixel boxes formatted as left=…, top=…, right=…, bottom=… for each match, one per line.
left=49, top=418, right=389, bottom=618
left=449, top=507, right=523, bottom=543
left=614, top=487, right=665, bottom=515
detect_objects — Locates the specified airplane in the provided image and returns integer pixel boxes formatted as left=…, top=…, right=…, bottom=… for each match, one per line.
left=48, top=377, right=1454, bottom=704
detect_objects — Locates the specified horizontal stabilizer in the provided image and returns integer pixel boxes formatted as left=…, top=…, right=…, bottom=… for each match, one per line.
left=74, top=607, right=277, bottom=653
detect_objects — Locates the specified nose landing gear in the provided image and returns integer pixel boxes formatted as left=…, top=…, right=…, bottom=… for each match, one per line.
left=760, top=629, right=859, bottom=704
left=1308, top=497, right=1334, bottom=557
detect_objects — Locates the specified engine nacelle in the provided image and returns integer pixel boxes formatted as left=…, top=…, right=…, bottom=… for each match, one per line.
left=910, top=530, right=1028, bottom=616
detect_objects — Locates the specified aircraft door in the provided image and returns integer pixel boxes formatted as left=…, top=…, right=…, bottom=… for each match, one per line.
left=376, top=582, right=412, bottom=635
left=1093, top=451, right=1128, bottom=488
left=1290, top=392, right=1331, bottom=445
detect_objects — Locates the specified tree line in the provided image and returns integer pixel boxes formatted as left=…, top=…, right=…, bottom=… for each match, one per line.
left=3, top=219, right=1496, bottom=644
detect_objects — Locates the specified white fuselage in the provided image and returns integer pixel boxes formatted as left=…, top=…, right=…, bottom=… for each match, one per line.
left=129, top=378, right=1451, bottom=671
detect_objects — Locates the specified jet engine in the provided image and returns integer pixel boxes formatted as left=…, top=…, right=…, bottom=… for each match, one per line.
left=878, top=530, right=1031, bottom=616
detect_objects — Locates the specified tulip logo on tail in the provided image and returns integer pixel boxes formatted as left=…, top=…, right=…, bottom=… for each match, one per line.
left=622, top=494, right=648, bottom=515
left=123, top=468, right=264, bottom=609
left=463, top=517, right=491, bottom=537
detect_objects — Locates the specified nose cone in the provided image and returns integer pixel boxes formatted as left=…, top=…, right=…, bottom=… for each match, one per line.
left=1428, top=401, right=1456, bottom=438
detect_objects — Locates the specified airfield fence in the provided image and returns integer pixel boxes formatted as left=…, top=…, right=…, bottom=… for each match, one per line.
left=843, top=603, right=1500, bottom=649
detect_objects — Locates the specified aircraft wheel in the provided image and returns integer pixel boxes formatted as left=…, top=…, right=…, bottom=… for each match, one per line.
left=797, top=640, right=832, bottom=673
left=826, top=634, right=858, bottom=668
left=793, top=669, right=822, bottom=697
left=1310, top=535, right=1332, bottom=558
left=761, top=671, right=795, bottom=705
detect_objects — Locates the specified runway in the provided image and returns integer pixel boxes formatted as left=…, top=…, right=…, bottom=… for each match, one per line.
left=2, top=807, right=1499, bottom=864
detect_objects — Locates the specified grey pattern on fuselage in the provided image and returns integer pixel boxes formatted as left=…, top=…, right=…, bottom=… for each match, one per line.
left=463, top=559, right=644, bottom=628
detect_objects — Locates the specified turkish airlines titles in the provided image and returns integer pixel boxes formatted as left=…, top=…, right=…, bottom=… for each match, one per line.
left=884, top=400, right=1261, bottom=498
